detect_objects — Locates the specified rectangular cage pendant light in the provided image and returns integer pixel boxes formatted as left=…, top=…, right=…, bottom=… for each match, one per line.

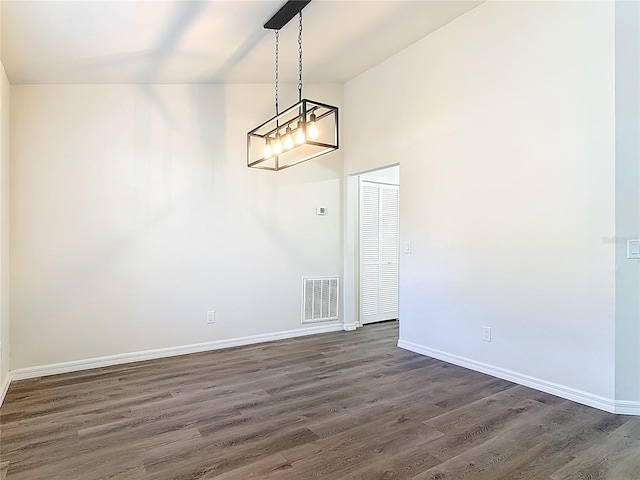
left=247, top=99, right=338, bottom=171
left=247, top=0, right=339, bottom=171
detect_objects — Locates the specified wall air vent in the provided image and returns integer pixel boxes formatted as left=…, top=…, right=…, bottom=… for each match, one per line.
left=302, top=277, right=339, bottom=323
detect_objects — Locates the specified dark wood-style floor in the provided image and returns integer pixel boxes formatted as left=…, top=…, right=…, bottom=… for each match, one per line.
left=1, top=322, right=640, bottom=480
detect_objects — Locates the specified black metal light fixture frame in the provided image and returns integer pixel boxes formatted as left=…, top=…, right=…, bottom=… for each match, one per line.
left=247, top=0, right=339, bottom=171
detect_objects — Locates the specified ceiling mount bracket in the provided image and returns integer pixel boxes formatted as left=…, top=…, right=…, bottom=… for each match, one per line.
left=264, top=0, right=311, bottom=30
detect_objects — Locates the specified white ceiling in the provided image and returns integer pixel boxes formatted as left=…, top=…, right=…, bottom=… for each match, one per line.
left=1, top=0, right=482, bottom=85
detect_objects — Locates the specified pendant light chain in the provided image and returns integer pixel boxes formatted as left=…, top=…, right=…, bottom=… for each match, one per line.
left=274, top=29, right=279, bottom=116
left=298, top=11, right=303, bottom=102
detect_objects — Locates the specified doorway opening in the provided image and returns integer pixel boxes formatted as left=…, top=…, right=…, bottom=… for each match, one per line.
left=344, top=164, right=400, bottom=330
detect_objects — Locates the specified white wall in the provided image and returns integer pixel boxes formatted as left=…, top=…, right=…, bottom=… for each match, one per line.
left=11, top=83, right=343, bottom=370
left=360, top=165, right=399, bottom=185
left=0, top=61, right=9, bottom=394
left=615, top=0, right=640, bottom=403
left=0, top=0, right=11, bottom=397
left=345, top=1, right=616, bottom=402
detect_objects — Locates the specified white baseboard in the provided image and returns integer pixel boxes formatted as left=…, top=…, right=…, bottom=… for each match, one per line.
left=614, top=400, right=640, bottom=416
left=397, top=339, right=639, bottom=416
left=5, top=330, right=638, bottom=416
left=343, top=322, right=358, bottom=331
left=0, top=373, right=10, bottom=408
left=10, top=323, right=345, bottom=382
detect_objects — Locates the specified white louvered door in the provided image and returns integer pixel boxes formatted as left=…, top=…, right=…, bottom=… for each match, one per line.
left=360, top=181, right=399, bottom=325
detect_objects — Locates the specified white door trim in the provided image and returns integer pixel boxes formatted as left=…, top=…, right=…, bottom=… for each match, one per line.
left=343, top=164, right=400, bottom=330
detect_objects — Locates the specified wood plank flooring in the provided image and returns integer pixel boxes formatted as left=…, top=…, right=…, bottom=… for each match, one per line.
left=1, top=321, right=639, bottom=479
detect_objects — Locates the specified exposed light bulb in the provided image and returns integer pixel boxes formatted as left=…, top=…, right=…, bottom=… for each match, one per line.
left=295, top=121, right=306, bottom=144
left=284, top=126, right=294, bottom=150
left=263, top=139, right=273, bottom=158
left=308, top=113, right=319, bottom=140
left=273, top=134, right=283, bottom=154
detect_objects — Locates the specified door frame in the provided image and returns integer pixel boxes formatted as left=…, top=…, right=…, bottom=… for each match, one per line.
left=343, top=163, right=400, bottom=330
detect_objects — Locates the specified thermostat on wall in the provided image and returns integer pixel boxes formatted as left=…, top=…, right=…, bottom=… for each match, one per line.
left=316, top=207, right=327, bottom=216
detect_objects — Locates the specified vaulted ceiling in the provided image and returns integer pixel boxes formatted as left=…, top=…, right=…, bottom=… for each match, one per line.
left=1, top=1, right=482, bottom=85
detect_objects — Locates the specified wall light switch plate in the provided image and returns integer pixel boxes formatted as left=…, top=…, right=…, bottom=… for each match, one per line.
left=403, top=241, right=411, bottom=254
left=628, top=240, right=640, bottom=259
left=316, top=207, right=327, bottom=216
left=206, top=311, right=215, bottom=324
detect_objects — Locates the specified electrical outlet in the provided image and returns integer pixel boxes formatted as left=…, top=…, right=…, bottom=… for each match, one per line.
left=482, top=326, right=491, bottom=342
left=206, top=311, right=215, bottom=324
